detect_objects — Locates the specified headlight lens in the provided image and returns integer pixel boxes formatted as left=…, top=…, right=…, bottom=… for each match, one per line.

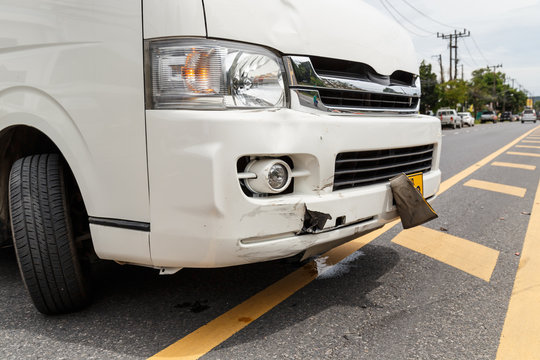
left=148, top=39, right=286, bottom=109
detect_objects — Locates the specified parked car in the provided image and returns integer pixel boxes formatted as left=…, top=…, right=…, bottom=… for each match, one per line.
left=522, top=109, right=537, bottom=123
left=0, top=0, right=442, bottom=314
left=436, top=109, right=462, bottom=129
left=480, top=110, right=498, bottom=123
left=458, top=112, right=475, bottom=127
left=500, top=111, right=512, bottom=122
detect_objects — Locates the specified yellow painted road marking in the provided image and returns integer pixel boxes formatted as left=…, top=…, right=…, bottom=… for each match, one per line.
left=496, top=179, right=540, bottom=359
left=464, top=179, right=526, bottom=197
left=508, top=151, right=540, bottom=158
left=438, top=127, right=538, bottom=194
left=516, top=145, right=540, bottom=149
left=150, top=125, right=539, bottom=360
left=521, top=140, right=540, bottom=143
left=392, top=226, right=499, bottom=282
left=491, top=162, right=536, bottom=171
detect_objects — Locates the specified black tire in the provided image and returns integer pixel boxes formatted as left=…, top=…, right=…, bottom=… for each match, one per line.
left=9, top=154, right=90, bottom=314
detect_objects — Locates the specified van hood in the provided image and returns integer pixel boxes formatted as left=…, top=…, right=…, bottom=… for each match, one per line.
left=203, top=0, right=418, bottom=75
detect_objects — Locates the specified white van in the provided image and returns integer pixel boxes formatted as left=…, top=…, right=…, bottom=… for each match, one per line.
left=0, top=0, right=441, bottom=313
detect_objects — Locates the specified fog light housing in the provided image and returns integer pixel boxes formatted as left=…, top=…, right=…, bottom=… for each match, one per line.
left=245, top=159, right=292, bottom=194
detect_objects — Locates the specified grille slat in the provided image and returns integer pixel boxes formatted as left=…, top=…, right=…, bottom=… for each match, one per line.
left=336, top=147, right=433, bottom=163
left=333, top=145, right=434, bottom=191
left=334, top=165, right=432, bottom=188
left=334, top=157, right=433, bottom=175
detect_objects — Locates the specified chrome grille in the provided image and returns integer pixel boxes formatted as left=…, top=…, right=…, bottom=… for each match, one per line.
left=333, top=145, right=434, bottom=191
left=318, top=89, right=418, bottom=110
left=285, top=55, right=420, bottom=114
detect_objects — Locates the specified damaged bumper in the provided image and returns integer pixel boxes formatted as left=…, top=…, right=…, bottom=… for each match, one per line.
left=145, top=108, right=441, bottom=268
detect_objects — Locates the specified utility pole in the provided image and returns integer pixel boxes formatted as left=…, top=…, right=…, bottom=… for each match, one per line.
left=437, top=29, right=470, bottom=80
left=432, top=54, right=445, bottom=83
left=487, top=64, right=503, bottom=110
left=461, top=64, right=464, bottom=81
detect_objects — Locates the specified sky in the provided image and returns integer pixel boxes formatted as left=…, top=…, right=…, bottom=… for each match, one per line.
left=364, top=0, right=540, bottom=96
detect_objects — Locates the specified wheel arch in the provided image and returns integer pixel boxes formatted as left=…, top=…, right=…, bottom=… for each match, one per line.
left=0, top=110, right=98, bottom=246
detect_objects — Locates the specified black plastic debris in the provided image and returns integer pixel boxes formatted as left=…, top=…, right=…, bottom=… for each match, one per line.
left=299, top=205, right=332, bottom=234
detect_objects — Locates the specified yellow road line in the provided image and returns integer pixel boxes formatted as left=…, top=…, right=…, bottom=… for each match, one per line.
left=508, top=151, right=540, bottom=158
left=150, top=125, right=539, bottom=360
left=496, top=179, right=540, bottom=359
left=491, top=162, right=536, bottom=171
left=392, top=226, right=499, bottom=282
left=516, top=145, right=540, bottom=149
left=438, top=127, right=538, bottom=194
left=464, top=179, right=526, bottom=197
left=521, top=140, right=540, bottom=143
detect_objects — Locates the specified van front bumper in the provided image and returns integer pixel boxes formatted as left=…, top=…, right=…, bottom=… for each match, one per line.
left=145, top=108, right=441, bottom=268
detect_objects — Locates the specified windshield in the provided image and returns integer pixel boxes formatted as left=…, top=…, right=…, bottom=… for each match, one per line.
left=483, top=111, right=494, bottom=115
left=524, top=110, right=534, bottom=114
left=458, top=112, right=470, bottom=116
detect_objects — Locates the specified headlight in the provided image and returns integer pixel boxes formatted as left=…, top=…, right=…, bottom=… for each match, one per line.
left=146, top=38, right=286, bottom=109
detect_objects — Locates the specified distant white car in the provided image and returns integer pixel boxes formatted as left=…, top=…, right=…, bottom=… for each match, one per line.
left=458, top=112, right=475, bottom=127
left=436, top=109, right=462, bottom=129
left=522, top=109, right=537, bottom=123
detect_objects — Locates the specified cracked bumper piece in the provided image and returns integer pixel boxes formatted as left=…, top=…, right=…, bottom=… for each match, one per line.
left=145, top=108, right=441, bottom=268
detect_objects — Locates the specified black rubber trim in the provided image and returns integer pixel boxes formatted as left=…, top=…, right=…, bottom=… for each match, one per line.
left=88, top=217, right=150, bottom=232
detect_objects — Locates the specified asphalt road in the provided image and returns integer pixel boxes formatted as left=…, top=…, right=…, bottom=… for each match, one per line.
left=1, top=121, right=539, bottom=359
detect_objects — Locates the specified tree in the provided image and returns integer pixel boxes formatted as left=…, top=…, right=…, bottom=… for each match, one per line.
left=419, top=60, right=440, bottom=114
left=439, top=79, right=468, bottom=110
left=534, top=100, right=540, bottom=114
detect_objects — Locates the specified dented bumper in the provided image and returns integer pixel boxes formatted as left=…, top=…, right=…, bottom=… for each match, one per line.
left=145, top=108, right=441, bottom=268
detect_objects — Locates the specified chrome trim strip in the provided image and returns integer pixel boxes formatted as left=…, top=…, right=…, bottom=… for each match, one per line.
left=292, top=89, right=419, bottom=115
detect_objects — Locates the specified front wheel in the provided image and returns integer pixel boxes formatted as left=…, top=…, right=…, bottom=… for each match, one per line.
left=9, top=154, right=91, bottom=314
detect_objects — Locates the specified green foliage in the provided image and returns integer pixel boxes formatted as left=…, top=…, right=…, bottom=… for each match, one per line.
left=420, top=62, right=529, bottom=114
left=419, top=60, right=440, bottom=114
left=439, top=80, right=468, bottom=109
left=534, top=100, right=540, bottom=113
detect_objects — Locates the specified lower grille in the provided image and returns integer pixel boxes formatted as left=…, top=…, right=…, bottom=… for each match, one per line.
left=319, top=89, right=418, bottom=110
left=333, top=144, right=434, bottom=191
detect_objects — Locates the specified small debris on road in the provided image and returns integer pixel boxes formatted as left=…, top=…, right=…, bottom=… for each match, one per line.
left=439, top=227, right=448, bottom=232
left=515, top=252, right=520, bottom=256
left=521, top=211, right=531, bottom=215
left=499, top=217, right=505, bottom=221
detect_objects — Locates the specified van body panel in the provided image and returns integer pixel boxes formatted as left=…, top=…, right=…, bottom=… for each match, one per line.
left=0, top=1, right=150, bottom=222
left=143, top=0, right=206, bottom=39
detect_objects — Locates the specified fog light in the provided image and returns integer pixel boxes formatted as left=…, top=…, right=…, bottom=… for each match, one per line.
left=245, top=159, right=292, bottom=194
left=268, top=163, right=288, bottom=190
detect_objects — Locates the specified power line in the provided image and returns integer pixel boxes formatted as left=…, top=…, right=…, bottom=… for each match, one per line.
left=462, top=38, right=480, bottom=67
left=471, top=35, right=490, bottom=65
left=397, top=0, right=456, bottom=29
left=382, top=0, right=436, bottom=35
left=378, top=0, right=432, bottom=37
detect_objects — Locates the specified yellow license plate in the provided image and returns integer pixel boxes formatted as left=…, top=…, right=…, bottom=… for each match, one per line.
left=407, top=172, right=423, bottom=196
